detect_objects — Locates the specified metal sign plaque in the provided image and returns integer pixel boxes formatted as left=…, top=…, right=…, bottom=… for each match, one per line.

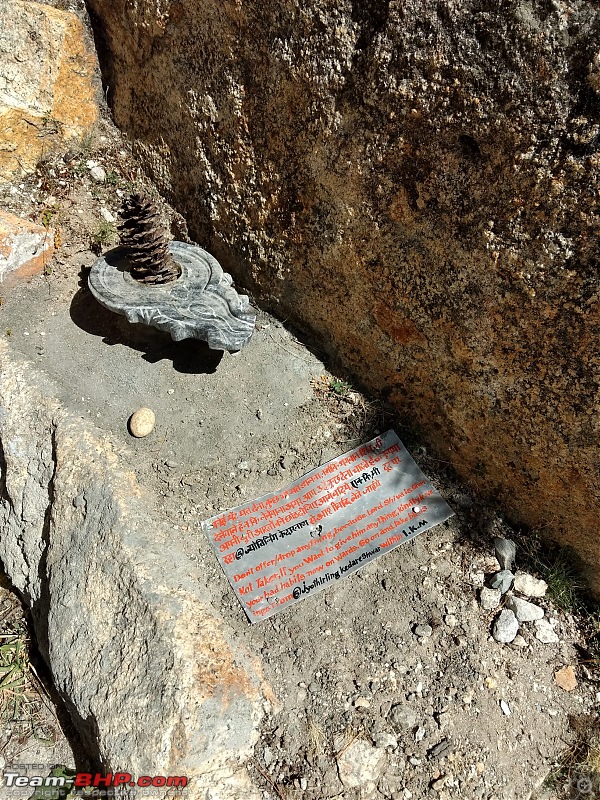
left=202, top=430, right=454, bottom=623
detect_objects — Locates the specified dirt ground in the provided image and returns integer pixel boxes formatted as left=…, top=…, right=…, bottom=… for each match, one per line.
left=1, top=5, right=600, bottom=798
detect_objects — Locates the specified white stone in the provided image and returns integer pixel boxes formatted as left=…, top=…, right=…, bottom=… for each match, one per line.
left=513, top=572, right=548, bottom=598
left=336, top=739, right=386, bottom=788
left=89, top=164, right=106, bottom=182
left=504, top=592, right=544, bottom=622
left=129, top=407, right=155, bottom=437
left=414, top=623, right=433, bottom=637
left=100, top=207, right=115, bottom=223
left=534, top=619, right=559, bottom=643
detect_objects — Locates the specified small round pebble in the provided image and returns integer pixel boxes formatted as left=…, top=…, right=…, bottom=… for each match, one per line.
left=414, top=623, right=433, bottom=638
left=129, top=407, right=155, bottom=437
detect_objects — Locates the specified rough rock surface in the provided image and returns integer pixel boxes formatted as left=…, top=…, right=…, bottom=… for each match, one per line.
left=0, top=209, right=54, bottom=282
left=505, top=592, right=545, bottom=623
left=336, top=738, right=386, bottom=789
left=0, top=341, right=270, bottom=800
left=492, top=609, right=519, bottom=644
left=513, top=571, right=549, bottom=598
left=0, top=1, right=99, bottom=180
left=86, top=0, right=600, bottom=593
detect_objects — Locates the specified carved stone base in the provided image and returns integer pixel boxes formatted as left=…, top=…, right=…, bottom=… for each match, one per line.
left=88, top=241, right=256, bottom=351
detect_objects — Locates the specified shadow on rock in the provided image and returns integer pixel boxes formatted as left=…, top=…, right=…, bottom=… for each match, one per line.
left=70, top=286, right=224, bottom=375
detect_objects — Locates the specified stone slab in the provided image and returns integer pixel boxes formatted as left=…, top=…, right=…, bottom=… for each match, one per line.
left=0, top=341, right=271, bottom=800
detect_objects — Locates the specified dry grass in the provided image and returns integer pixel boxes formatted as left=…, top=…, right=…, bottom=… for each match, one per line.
left=0, top=581, right=62, bottom=760
left=310, top=374, right=390, bottom=444
left=544, top=715, right=600, bottom=797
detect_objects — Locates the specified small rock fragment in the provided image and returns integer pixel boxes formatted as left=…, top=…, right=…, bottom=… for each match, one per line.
left=488, top=570, right=514, bottom=594
left=390, top=705, right=418, bottom=730
left=100, top=207, right=115, bottom=223
left=263, top=746, right=274, bottom=767
left=414, top=623, right=433, bottom=638
left=428, top=739, right=452, bottom=760
left=554, top=666, right=577, bottom=691
left=534, top=619, right=559, bottom=643
left=462, top=689, right=475, bottom=705
left=444, top=614, right=457, bottom=628
left=493, top=537, right=516, bottom=571
left=500, top=700, right=511, bottom=716
left=511, top=634, right=528, bottom=648
left=373, top=732, right=397, bottom=749
left=492, top=609, right=519, bottom=643
left=513, top=572, right=548, bottom=598
left=479, top=586, right=502, bottom=610
left=336, top=738, right=386, bottom=789
left=89, top=164, right=106, bottom=182
left=504, top=593, right=544, bottom=622
left=0, top=210, right=55, bottom=281
left=128, top=407, right=155, bottom=437
left=471, top=570, right=485, bottom=587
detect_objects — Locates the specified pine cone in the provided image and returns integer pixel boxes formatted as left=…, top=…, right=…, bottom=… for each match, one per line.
left=119, top=194, right=180, bottom=284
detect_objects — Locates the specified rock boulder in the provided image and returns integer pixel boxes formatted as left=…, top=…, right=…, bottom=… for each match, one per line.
left=86, top=0, right=600, bottom=593
left=0, top=342, right=270, bottom=800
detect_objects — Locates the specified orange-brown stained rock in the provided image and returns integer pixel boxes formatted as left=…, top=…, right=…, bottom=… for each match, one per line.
left=0, top=2, right=98, bottom=180
left=0, top=210, right=54, bottom=283
left=372, top=302, right=427, bottom=346
left=554, top=666, right=578, bottom=692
